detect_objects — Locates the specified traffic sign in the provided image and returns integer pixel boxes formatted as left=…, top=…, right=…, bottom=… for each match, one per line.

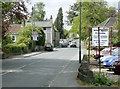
left=31, top=31, right=38, bottom=41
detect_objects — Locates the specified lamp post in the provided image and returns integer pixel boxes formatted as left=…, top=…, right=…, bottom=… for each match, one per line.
left=79, top=0, right=81, bottom=63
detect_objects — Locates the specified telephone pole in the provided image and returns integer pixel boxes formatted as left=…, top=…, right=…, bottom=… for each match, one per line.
left=79, top=0, right=81, bottom=63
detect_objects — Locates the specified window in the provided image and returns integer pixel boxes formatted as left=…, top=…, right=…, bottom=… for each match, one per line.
left=43, top=27, right=46, bottom=30
left=12, top=36, right=15, bottom=41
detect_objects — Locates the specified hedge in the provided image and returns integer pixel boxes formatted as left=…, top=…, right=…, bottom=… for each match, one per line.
left=18, top=43, right=28, bottom=53
left=3, top=43, right=28, bottom=54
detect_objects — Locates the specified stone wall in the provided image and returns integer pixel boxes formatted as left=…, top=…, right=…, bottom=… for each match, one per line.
left=77, top=55, right=94, bottom=83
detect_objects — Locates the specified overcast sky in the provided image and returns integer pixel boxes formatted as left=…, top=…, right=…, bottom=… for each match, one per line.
left=26, top=0, right=119, bottom=30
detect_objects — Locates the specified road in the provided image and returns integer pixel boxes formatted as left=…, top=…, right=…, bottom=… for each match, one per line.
left=2, top=47, right=82, bottom=87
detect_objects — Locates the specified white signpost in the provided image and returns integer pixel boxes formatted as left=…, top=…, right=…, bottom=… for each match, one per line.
left=92, top=27, right=109, bottom=46
left=32, top=31, right=38, bottom=41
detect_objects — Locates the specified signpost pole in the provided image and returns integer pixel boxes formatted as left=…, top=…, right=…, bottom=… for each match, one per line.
left=110, top=27, right=112, bottom=55
left=98, top=27, right=101, bottom=73
left=88, top=27, right=90, bottom=64
left=79, top=0, right=81, bottom=63
left=32, top=6, right=34, bottom=51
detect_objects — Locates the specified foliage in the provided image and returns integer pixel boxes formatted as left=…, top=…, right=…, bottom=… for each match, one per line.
left=16, top=26, right=32, bottom=44
left=94, top=73, right=118, bottom=86
left=18, top=43, right=28, bottom=53
left=2, top=1, right=28, bottom=39
left=112, top=11, right=120, bottom=46
left=28, top=2, right=46, bottom=22
left=2, top=43, right=28, bottom=54
left=66, top=2, right=79, bottom=25
left=108, top=6, right=117, bottom=17
left=117, top=4, right=120, bottom=45
left=63, top=29, right=69, bottom=38
left=69, top=33, right=78, bottom=39
left=36, top=28, right=45, bottom=46
left=69, top=1, right=109, bottom=41
left=16, top=26, right=45, bottom=46
left=54, top=7, right=64, bottom=39
left=33, top=2, right=46, bottom=21
left=2, top=35, right=13, bottom=48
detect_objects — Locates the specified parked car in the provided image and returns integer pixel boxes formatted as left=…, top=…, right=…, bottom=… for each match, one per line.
left=112, top=60, right=120, bottom=74
left=61, top=42, right=68, bottom=48
left=100, top=48, right=120, bottom=63
left=109, top=57, right=120, bottom=71
left=44, top=42, right=53, bottom=51
left=102, top=55, right=119, bottom=67
left=92, top=47, right=120, bottom=59
left=69, top=41, right=77, bottom=48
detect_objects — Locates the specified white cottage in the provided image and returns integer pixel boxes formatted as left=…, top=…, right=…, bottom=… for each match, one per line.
left=5, top=24, right=22, bottom=42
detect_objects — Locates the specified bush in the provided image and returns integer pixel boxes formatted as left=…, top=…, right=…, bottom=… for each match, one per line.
left=17, top=26, right=45, bottom=48
left=3, top=43, right=28, bottom=54
left=2, top=35, right=13, bottom=47
left=94, top=73, right=117, bottom=86
left=18, top=43, right=28, bottom=53
left=3, top=44, right=20, bottom=53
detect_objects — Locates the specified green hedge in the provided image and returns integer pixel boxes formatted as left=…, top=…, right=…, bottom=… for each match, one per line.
left=18, top=43, right=28, bottom=53
left=3, top=43, right=28, bottom=54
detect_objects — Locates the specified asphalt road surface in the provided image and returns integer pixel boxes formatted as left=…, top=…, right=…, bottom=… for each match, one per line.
left=2, top=47, right=81, bottom=87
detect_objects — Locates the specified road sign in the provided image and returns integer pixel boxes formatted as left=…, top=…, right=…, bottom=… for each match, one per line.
left=92, top=27, right=109, bottom=46
left=32, top=31, right=38, bottom=41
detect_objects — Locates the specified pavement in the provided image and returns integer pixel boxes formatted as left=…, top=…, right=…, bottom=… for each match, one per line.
left=4, top=50, right=46, bottom=61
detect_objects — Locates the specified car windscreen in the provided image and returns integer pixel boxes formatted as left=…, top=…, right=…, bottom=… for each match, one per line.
left=111, top=49, right=120, bottom=56
left=46, top=45, right=51, bottom=47
left=102, top=48, right=110, bottom=52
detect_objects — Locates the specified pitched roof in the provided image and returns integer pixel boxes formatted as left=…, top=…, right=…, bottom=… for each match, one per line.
left=98, top=17, right=117, bottom=26
left=26, top=20, right=53, bottom=28
left=7, top=24, right=22, bottom=33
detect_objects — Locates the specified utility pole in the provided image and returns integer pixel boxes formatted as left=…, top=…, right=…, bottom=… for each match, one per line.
left=32, top=6, right=34, bottom=51
left=79, top=0, right=81, bottom=63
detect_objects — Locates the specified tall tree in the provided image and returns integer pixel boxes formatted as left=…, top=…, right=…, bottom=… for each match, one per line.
left=108, top=6, right=116, bottom=17
left=54, top=7, right=64, bottom=39
left=117, top=1, right=120, bottom=43
left=2, top=1, right=28, bottom=39
left=33, top=2, right=46, bottom=21
left=66, top=2, right=79, bottom=25
left=69, top=1, right=109, bottom=41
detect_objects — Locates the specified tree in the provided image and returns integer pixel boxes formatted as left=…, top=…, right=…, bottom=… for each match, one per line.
left=63, top=29, right=69, bottom=38
left=69, top=1, right=109, bottom=41
left=17, top=26, right=45, bottom=46
left=33, top=2, right=45, bottom=21
left=2, top=1, right=28, bottom=40
left=108, top=6, right=116, bottom=17
left=117, top=1, right=120, bottom=41
left=66, top=2, right=79, bottom=25
left=54, top=7, right=64, bottom=39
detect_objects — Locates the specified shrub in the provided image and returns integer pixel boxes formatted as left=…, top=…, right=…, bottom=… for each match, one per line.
left=18, top=43, right=28, bottom=53
left=3, top=43, right=28, bottom=54
left=2, top=35, right=13, bottom=47
left=2, top=44, right=20, bottom=53
left=94, top=73, right=117, bottom=86
left=17, top=26, right=45, bottom=48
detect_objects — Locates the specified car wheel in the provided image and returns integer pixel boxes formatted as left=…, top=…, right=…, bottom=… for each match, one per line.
left=114, top=71, right=119, bottom=74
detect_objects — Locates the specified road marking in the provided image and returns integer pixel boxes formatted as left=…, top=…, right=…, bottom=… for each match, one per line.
left=48, top=61, right=70, bottom=87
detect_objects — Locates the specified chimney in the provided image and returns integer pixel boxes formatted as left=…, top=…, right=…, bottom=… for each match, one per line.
left=50, top=15, right=53, bottom=23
